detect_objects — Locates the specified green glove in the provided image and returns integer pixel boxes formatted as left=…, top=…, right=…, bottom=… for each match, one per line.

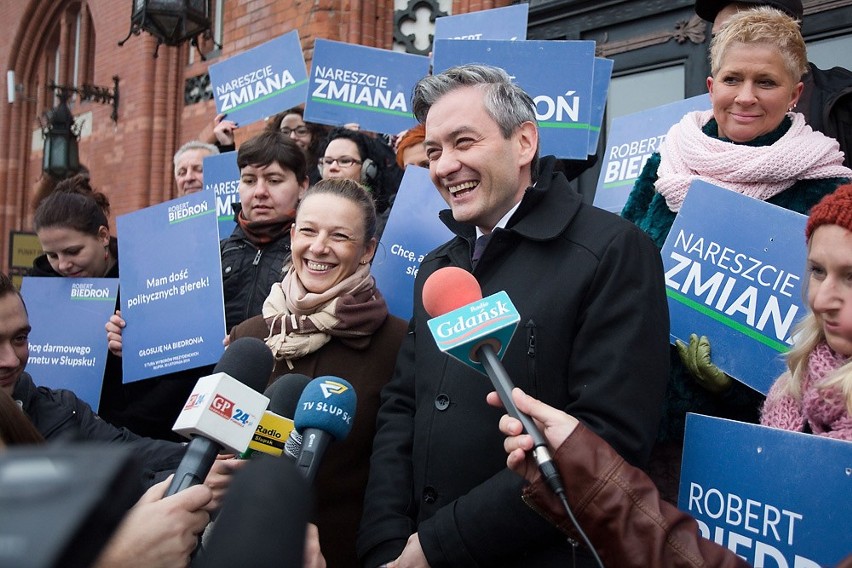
left=675, top=333, right=732, bottom=394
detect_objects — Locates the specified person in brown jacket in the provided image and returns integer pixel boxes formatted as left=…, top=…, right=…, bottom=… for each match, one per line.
left=489, top=387, right=852, bottom=568
left=229, top=178, right=406, bottom=568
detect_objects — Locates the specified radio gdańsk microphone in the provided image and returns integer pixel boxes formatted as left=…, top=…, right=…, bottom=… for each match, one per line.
left=422, top=267, right=565, bottom=496
left=293, top=376, right=357, bottom=483
left=166, top=337, right=273, bottom=496
left=241, top=373, right=312, bottom=459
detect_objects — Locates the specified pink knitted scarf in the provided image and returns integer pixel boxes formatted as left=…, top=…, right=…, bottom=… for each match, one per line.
left=801, top=341, right=850, bottom=437
left=656, top=110, right=852, bottom=212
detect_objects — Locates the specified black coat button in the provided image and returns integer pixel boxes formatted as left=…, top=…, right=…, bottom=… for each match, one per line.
left=423, top=486, right=438, bottom=504
left=435, top=393, right=450, bottom=411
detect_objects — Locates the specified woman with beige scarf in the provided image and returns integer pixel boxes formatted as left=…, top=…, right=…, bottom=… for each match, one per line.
left=228, top=178, right=406, bottom=568
left=621, top=7, right=852, bottom=505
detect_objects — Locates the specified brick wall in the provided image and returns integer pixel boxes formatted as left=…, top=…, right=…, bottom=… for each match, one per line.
left=0, top=0, right=508, bottom=269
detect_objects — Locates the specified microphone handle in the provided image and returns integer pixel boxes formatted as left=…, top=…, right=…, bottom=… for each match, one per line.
left=479, top=344, right=548, bottom=449
left=165, top=436, right=221, bottom=497
left=479, top=344, right=566, bottom=496
left=295, top=428, right=332, bottom=483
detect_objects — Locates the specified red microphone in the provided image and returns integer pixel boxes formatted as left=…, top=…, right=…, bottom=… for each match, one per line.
left=422, top=266, right=483, bottom=317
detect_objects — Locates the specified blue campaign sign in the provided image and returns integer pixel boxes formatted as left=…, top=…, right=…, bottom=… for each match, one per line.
left=594, top=94, right=711, bottom=213
left=203, top=151, right=240, bottom=239
left=679, top=414, right=852, bottom=566
left=372, top=166, right=453, bottom=320
left=433, top=39, right=596, bottom=160
left=117, top=192, right=226, bottom=383
left=304, top=39, right=430, bottom=135
left=20, top=277, right=119, bottom=412
left=661, top=180, right=807, bottom=394
left=588, top=58, right=614, bottom=155
left=208, top=30, right=308, bottom=127
left=432, top=4, right=528, bottom=61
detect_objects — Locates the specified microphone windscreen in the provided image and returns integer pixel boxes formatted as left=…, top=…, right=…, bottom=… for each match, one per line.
left=198, top=457, right=311, bottom=568
left=265, top=374, right=313, bottom=419
left=294, top=376, right=357, bottom=441
left=215, top=337, right=274, bottom=393
left=422, top=266, right=482, bottom=317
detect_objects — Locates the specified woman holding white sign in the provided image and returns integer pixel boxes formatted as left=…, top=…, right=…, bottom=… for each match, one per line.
left=229, top=178, right=406, bottom=568
left=621, top=7, right=852, bottom=502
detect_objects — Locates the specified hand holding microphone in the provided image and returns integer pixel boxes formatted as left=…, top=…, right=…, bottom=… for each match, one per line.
left=486, top=387, right=580, bottom=482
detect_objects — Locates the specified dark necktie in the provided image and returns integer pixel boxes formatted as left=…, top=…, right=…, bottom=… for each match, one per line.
left=471, top=233, right=493, bottom=268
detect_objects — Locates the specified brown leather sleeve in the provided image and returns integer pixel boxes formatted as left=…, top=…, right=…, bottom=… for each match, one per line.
left=522, top=424, right=750, bottom=568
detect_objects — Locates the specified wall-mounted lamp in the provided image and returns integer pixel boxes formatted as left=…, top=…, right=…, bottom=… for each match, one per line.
left=118, top=0, right=218, bottom=59
left=40, top=77, right=120, bottom=179
left=41, top=89, right=80, bottom=180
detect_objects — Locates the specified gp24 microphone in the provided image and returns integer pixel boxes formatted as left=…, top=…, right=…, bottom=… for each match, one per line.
left=166, top=337, right=273, bottom=496
left=422, top=267, right=565, bottom=496
left=293, top=376, right=357, bottom=483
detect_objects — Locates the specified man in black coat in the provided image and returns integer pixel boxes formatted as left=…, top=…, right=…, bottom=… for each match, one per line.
left=357, top=64, right=670, bottom=567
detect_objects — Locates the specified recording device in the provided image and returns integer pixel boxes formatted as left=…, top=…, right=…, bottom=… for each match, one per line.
left=195, top=453, right=312, bottom=568
left=0, top=445, right=142, bottom=568
left=422, top=267, right=565, bottom=495
left=241, top=373, right=312, bottom=459
left=166, top=337, right=273, bottom=496
left=293, top=376, right=357, bottom=482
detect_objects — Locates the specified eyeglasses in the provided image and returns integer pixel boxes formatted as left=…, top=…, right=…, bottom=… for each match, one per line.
left=280, top=126, right=310, bottom=137
left=319, top=157, right=362, bottom=168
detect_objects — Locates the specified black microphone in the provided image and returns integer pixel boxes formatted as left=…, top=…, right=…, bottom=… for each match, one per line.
left=293, top=376, right=357, bottom=483
left=240, top=373, right=312, bottom=459
left=195, top=454, right=312, bottom=568
left=165, top=337, right=274, bottom=496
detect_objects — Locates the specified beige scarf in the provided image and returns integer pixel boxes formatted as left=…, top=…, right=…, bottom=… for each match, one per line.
left=261, top=262, right=388, bottom=367
left=657, top=110, right=851, bottom=212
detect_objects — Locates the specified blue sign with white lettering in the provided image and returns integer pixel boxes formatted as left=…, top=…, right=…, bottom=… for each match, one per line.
left=679, top=414, right=852, bottom=566
left=432, top=39, right=596, bottom=160
left=209, top=30, right=308, bottom=127
left=661, top=181, right=807, bottom=394
left=20, top=277, right=119, bottom=412
left=372, top=166, right=453, bottom=320
left=203, top=151, right=240, bottom=239
left=304, top=39, right=430, bottom=135
left=594, top=94, right=711, bottom=213
left=117, top=191, right=226, bottom=383
left=432, top=4, right=528, bottom=61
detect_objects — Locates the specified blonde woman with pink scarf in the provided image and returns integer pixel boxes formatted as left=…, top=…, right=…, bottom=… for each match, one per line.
left=761, top=184, right=852, bottom=440
left=621, top=7, right=852, bottom=503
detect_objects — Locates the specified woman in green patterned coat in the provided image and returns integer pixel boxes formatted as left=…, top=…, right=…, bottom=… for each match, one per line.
left=621, top=7, right=851, bottom=503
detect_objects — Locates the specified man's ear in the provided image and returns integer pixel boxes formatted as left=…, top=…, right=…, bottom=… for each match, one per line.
left=516, top=121, right=538, bottom=169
